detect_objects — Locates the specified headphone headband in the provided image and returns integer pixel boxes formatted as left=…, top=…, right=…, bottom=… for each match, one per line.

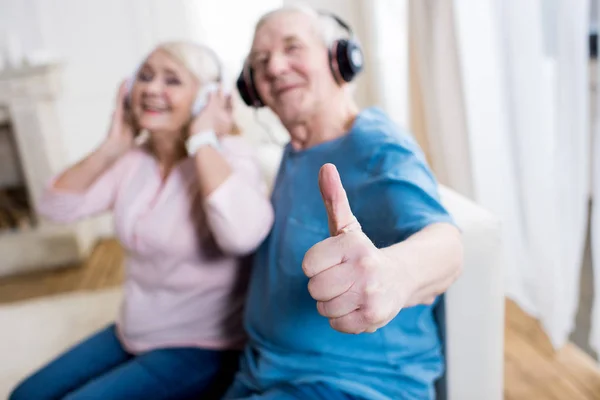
left=317, top=10, right=355, bottom=39
left=197, top=44, right=226, bottom=85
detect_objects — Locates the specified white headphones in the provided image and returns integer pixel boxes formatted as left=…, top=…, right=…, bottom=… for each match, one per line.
left=125, top=44, right=231, bottom=116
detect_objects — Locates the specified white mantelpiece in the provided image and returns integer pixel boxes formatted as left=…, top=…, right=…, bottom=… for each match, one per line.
left=0, top=63, right=95, bottom=277
left=0, top=63, right=66, bottom=208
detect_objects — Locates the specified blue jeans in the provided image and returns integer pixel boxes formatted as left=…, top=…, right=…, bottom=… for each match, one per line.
left=9, top=324, right=239, bottom=400
left=224, top=379, right=364, bottom=400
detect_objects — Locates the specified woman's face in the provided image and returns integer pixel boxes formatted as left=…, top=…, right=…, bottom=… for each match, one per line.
left=130, top=49, right=199, bottom=134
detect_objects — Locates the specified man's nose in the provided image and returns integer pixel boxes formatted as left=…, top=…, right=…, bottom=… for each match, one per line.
left=265, top=53, right=289, bottom=78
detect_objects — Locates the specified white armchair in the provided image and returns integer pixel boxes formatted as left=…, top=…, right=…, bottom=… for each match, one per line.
left=436, top=186, right=504, bottom=400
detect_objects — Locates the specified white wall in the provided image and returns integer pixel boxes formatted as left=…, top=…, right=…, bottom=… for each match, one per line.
left=0, top=0, right=44, bottom=62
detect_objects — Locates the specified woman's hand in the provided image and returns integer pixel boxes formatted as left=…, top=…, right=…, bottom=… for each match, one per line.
left=101, top=79, right=137, bottom=159
left=188, top=90, right=234, bottom=138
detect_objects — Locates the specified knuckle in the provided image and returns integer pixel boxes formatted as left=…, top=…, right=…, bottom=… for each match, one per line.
left=355, top=257, right=384, bottom=305
left=316, top=301, right=326, bottom=316
left=301, top=257, right=313, bottom=277
left=363, top=277, right=381, bottom=298
left=357, top=255, right=378, bottom=274
left=331, top=319, right=360, bottom=335
left=329, top=318, right=340, bottom=331
left=360, top=276, right=382, bottom=305
left=362, top=306, right=386, bottom=325
left=306, top=278, right=318, bottom=298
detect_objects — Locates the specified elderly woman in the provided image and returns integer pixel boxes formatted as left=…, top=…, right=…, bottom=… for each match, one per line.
left=9, top=41, right=273, bottom=400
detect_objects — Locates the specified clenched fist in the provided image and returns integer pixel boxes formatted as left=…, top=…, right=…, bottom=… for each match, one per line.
left=302, top=164, right=417, bottom=334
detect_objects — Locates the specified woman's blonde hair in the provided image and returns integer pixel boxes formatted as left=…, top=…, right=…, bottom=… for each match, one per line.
left=156, top=41, right=222, bottom=87
left=152, top=41, right=241, bottom=135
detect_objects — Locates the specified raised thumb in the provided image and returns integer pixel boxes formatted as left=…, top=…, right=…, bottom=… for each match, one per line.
left=318, top=163, right=361, bottom=236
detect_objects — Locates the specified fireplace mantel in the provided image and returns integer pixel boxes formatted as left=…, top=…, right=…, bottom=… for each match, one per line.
left=0, top=62, right=67, bottom=210
left=0, top=63, right=63, bottom=100
left=0, top=62, right=96, bottom=277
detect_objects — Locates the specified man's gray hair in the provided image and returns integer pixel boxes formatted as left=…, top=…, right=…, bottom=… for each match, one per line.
left=255, top=4, right=353, bottom=48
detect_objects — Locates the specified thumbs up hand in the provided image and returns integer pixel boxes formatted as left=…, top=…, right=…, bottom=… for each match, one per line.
left=302, top=164, right=414, bottom=334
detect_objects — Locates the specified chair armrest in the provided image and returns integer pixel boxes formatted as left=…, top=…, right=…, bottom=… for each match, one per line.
left=439, top=186, right=505, bottom=400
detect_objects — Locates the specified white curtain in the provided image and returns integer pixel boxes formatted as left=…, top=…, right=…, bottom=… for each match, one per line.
left=591, top=0, right=600, bottom=357
left=412, top=0, right=591, bottom=349
left=593, top=71, right=600, bottom=356
left=357, top=0, right=410, bottom=129
left=409, top=0, right=473, bottom=198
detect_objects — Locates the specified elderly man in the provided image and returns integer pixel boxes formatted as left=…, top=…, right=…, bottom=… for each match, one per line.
left=226, top=5, right=463, bottom=400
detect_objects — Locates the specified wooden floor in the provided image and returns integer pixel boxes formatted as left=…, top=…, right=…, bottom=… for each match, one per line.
left=505, top=300, right=600, bottom=399
left=1, top=239, right=600, bottom=399
left=0, top=239, right=124, bottom=304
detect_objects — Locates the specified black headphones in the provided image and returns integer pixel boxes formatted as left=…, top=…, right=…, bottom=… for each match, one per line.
left=236, top=10, right=364, bottom=108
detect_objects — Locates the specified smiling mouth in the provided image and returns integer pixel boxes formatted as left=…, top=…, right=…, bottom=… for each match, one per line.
left=141, top=105, right=169, bottom=114
left=275, top=85, right=301, bottom=96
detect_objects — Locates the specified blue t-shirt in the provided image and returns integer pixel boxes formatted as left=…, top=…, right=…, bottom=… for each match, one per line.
left=238, top=108, right=455, bottom=400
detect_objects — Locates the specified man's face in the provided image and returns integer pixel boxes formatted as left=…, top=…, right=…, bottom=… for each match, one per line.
left=249, top=11, right=338, bottom=126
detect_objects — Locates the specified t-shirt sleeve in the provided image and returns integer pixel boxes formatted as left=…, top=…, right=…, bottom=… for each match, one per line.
left=350, top=133, right=455, bottom=247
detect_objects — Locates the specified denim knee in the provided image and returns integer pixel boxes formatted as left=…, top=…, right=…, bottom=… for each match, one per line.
left=8, top=378, right=39, bottom=400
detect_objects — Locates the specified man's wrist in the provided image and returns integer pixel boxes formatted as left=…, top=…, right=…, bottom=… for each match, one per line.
left=380, top=244, right=421, bottom=308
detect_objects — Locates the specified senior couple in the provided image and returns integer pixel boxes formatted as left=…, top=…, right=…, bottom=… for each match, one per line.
left=10, top=4, right=463, bottom=400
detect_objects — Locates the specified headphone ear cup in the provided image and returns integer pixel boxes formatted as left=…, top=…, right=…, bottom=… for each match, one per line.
left=124, top=76, right=135, bottom=107
left=331, top=39, right=364, bottom=83
left=192, top=82, right=220, bottom=115
left=236, top=71, right=254, bottom=107
left=236, top=66, right=264, bottom=108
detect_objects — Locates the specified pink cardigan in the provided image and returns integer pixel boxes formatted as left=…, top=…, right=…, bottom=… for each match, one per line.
left=38, top=136, right=274, bottom=353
